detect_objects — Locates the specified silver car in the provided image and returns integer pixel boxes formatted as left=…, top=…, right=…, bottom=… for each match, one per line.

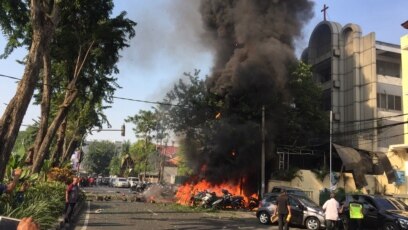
left=256, top=194, right=326, bottom=230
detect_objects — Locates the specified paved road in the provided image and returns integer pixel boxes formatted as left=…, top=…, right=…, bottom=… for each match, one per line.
left=67, top=186, right=307, bottom=230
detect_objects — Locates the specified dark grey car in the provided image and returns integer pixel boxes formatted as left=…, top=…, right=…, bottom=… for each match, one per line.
left=256, top=194, right=326, bottom=230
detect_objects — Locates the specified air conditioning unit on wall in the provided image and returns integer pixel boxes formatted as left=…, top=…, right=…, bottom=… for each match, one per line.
left=333, top=48, right=340, bottom=57
left=333, top=80, right=340, bottom=88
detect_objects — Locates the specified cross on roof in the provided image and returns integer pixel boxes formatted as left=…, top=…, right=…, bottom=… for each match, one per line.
left=321, top=4, right=329, bottom=21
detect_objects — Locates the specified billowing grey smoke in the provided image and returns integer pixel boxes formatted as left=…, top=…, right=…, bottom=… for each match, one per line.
left=185, top=0, right=314, bottom=194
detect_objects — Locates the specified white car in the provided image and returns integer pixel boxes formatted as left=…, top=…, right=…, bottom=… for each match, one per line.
left=114, top=177, right=129, bottom=188
left=127, top=177, right=140, bottom=187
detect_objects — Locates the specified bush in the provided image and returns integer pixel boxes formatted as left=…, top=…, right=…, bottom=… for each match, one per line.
left=0, top=181, right=67, bottom=229
left=47, top=167, right=74, bottom=184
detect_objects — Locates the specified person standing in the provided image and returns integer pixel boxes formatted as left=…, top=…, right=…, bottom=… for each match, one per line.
left=0, top=168, right=22, bottom=195
left=273, top=189, right=291, bottom=230
left=64, top=176, right=80, bottom=223
left=322, top=192, right=340, bottom=230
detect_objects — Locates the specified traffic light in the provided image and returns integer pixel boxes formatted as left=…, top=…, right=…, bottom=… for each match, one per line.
left=121, top=124, right=125, bottom=136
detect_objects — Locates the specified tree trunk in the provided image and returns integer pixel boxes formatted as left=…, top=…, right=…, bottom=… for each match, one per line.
left=0, top=0, right=58, bottom=180
left=32, top=41, right=94, bottom=173
left=61, top=138, right=79, bottom=166
left=33, top=50, right=52, bottom=161
left=32, top=89, right=78, bottom=172
left=50, top=118, right=67, bottom=167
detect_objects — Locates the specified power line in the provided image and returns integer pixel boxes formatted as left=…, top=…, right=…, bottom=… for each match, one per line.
left=112, top=96, right=182, bottom=107
left=0, top=73, right=183, bottom=107
left=0, top=73, right=20, bottom=81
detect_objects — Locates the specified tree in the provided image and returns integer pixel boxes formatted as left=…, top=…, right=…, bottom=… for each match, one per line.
left=277, top=62, right=329, bottom=146
left=83, top=141, right=117, bottom=175
left=31, top=1, right=136, bottom=172
left=126, top=110, right=159, bottom=179
left=0, top=0, right=60, bottom=180
left=129, top=140, right=156, bottom=177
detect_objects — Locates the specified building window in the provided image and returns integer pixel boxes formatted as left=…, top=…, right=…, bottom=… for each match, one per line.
left=395, top=96, right=401, bottom=110
left=377, top=93, right=402, bottom=111
left=377, top=60, right=400, bottom=78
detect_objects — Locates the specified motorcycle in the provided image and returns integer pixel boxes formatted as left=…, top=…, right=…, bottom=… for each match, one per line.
left=130, top=182, right=147, bottom=193
left=190, top=191, right=206, bottom=207
left=200, top=191, right=218, bottom=209
left=247, top=197, right=259, bottom=211
left=212, top=189, right=245, bottom=210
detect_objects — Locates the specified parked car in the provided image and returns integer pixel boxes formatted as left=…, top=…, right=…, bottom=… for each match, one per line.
left=114, top=177, right=129, bottom=188
left=339, top=194, right=408, bottom=230
left=127, top=177, right=140, bottom=187
left=256, top=193, right=325, bottom=230
left=264, top=186, right=308, bottom=197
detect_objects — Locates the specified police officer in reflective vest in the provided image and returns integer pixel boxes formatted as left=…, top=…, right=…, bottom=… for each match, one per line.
left=349, top=198, right=363, bottom=230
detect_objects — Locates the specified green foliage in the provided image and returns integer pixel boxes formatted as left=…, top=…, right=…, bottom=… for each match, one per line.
left=0, top=181, right=66, bottom=229
left=129, top=140, right=156, bottom=175
left=12, top=127, right=38, bottom=155
left=109, top=157, right=121, bottom=176
left=271, top=168, right=303, bottom=182
left=312, top=167, right=329, bottom=182
left=4, top=153, right=38, bottom=184
left=84, top=141, right=117, bottom=175
left=278, top=62, right=329, bottom=145
left=175, top=141, right=193, bottom=176
left=125, top=110, right=158, bottom=141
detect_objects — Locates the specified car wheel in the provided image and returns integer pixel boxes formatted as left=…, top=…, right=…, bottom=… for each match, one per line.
left=258, top=211, right=271, bottom=224
left=305, top=217, right=320, bottom=230
left=383, top=222, right=398, bottom=230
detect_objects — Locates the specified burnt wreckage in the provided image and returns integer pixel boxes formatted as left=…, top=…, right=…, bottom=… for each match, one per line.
left=332, top=143, right=395, bottom=189
left=277, top=143, right=395, bottom=189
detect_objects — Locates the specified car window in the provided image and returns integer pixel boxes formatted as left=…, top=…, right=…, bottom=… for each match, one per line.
left=266, top=195, right=277, bottom=203
left=359, top=197, right=376, bottom=210
left=374, top=197, right=399, bottom=210
left=288, top=197, right=300, bottom=207
left=271, top=188, right=281, bottom=193
left=297, top=196, right=319, bottom=208
left=289, top=190, right=307, bottom=197
left=388, top=198, right=408, bottom=210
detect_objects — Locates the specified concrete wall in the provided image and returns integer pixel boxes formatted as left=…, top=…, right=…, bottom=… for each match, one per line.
left=402, top=35, right=408, bottom=144
left=268, top=169, right=396, bottom=204
left=163, top=166, right=178, bottom=184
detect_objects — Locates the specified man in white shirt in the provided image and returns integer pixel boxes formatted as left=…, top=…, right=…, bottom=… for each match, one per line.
left=322, top=192, right=340, bottom=230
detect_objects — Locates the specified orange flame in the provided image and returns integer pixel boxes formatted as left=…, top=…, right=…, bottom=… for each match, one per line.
left=176, top=179, right=257, bottom=207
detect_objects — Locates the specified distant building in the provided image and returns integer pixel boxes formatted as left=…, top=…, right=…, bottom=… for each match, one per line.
left=302, top=21, right=404, bottom=152
left=156, top=144, right=179, bottom=184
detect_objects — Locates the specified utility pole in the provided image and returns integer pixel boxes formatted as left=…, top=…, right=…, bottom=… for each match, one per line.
left=329, top=110, right=333, bottom=190
left=261, top=105, right=265, bottom=198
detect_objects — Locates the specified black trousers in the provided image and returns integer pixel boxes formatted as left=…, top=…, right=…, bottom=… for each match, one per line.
left=278, top=214, right=289, bottom=230
left=64, top=202, right=76, bottom=222
left=325, top=220, right=337, bottom=230
left=349, top=219, right=362, bottom=230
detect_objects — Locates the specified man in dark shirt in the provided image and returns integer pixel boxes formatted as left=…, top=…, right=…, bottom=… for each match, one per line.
left=0, top=168, right=22, bottom=195
left=273, top=189, right=291, bottom=230
left=64, top=176, right=80, bottom=223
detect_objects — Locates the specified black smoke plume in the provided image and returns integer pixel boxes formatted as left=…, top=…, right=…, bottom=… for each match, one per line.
left=184, top=0, right=314, bottom=194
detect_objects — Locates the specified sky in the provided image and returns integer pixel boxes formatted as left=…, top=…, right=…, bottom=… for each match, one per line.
left=0, top=0, right=407, bottom=144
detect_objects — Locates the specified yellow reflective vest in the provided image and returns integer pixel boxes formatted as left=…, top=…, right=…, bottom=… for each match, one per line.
left=349, top=202, right=363, bottom=219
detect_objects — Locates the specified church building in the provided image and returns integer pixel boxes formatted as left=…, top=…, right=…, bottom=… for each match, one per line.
left=301, top=21, right=404, bottom=153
